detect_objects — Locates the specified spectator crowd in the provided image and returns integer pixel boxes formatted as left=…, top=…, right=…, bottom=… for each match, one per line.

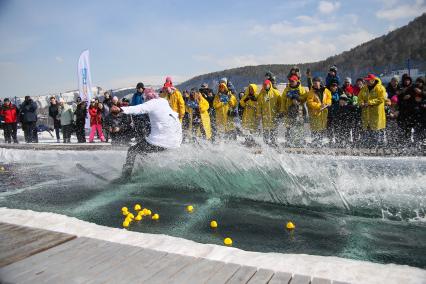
left=0, top=65, right=425, bottom=149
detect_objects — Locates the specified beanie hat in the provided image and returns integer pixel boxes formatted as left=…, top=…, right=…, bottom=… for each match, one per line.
left=165, top=76, right=173, bottom=84
left=3, top=98, right=10, bottom=102
left=313, top=76, right=322, bottom=83
left=263, top=79, right=272, bottom=87
left=330, top=78, right=339, bottom=86
left=329, top=65, right=338, bottom=73
left=219, top=77, right=228, bottom=85
left=390, top=95, right=398, bottom=104
left=344, top=77, right=352, bottom=84
left=144, top=88, right=159, bottom=101
left=339, top=94, right=348, bottom=101
left=136, top=82, right=144, bottom=90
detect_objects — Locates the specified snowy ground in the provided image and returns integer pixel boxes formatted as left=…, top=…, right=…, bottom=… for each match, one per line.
left=0, top=208, right=425, bottom=284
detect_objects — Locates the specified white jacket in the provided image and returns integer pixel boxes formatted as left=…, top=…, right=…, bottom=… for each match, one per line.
left=121, top=98, right=182, bottom=149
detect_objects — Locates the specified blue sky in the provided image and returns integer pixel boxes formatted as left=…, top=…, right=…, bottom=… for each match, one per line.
left=0, top=0, right=425, bottom=97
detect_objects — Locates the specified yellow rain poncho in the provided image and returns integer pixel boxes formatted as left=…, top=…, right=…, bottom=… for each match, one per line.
left=306, top=87, right=332, bottom=131
left=213, top=84, right=237, bottom=133
left=358, top=78, right=386, bottom=130
left=257, top=86, right=281, bottom=130
left=186, top=95, right=212, bottom=140
left=160, top=88, right=185, bottom=122
left=280, top=83, right=308, bottom=126
left=239, top=84, right=259, bottom=132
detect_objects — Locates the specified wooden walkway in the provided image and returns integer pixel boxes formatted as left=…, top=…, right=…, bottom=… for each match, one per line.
left=0, top=143, right=424, bottom=156
left=0, top=222, right=349, bottom=284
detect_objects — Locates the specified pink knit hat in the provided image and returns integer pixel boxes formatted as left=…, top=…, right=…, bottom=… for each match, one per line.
left=165, top=76, right=173, bottom=84
left=144, top=88, right=159, bottom=101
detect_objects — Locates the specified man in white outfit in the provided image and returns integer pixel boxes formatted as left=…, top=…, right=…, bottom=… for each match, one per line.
left=114, top=88, right=182, bottom=178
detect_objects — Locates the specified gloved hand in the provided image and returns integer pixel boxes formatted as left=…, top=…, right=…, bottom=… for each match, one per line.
left=220, top=95, right=229, bottom=103
left=187, top=101, right=199, bottom=109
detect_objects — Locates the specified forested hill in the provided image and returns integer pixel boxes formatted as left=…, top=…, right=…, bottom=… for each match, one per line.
left=177, top=13, right=426, bottom=92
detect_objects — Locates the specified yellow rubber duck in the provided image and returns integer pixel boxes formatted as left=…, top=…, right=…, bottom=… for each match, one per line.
left=210, top=220, right=218, bottom=229
left=123, top=220, right=130, bottom=227
left=127, top=213, right=135, bottom=220
left=134, top=204, right=142, bottom=211
left=135, top=214, right=142, bottom=221
left=186, top=205, right=194, bottom=213
left=122, top=210, right=129, bottom=216
left=146, top=209, right=152, bottom=216
left=141, top=208, right=148, bottom=216
left=152, top=213, right=160, bottom=220
left=286, top=221, right=295, bottom=230
left=121, top=207, right=128, bottom=212
left=224, top=238, right=233, bottom=246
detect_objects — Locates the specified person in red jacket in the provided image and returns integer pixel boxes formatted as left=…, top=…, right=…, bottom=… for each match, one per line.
left=0, top=98, right=19, bottom=143
left=88, top=99, right=106, bottom=143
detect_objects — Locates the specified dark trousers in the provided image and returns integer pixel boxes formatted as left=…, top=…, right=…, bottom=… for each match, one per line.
left=3, top=123, right=18, bottom=143
left=263, top=128, right=277, bottom=145
left=397, top=120, right=413, bottom=146
left=335, top=127, right=351, bottom=147
left=413, top=125, right=425, bottom=145
left=76, top=123, right=86, bottom=143
left=62, top=124, right=73, bottom=143
left=23, top=121, right=37, bottom=143
left=122, top=139, right=165, bottom=177
left=133, top=114, right=150, bottom=143
left=54, top=127, right=60, bottom=140
left=311, top=131, right=326, bottom=146
left=53, top=119, right=61, bottom=140
left=361, top=129, right=384, bottom=148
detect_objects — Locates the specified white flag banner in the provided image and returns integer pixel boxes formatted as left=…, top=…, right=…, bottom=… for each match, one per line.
left=77, top=50, right=93, bottom=128
left=78, top=50, right=93, bottom=102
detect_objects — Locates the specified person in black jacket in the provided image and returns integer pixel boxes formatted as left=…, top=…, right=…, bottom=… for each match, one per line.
left=412, top=78, right=426, bottom=146
left=104, top=106, right=132, bottom=145
left=334, top=94, right=357, bottom=147
left=386, top=76, right=402, bottom=99
left=397, top=74, right=414, bottom=145
left=48, top=96, right=61, bottom=143
left=74, top=97, right=87, bottom=143
left=199, top=83, right=216, bottom=141
left=20, top=96, right=38, bottom=143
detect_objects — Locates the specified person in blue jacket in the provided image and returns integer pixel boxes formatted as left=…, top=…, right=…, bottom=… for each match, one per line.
left=131, top=82, right=150, bottom=142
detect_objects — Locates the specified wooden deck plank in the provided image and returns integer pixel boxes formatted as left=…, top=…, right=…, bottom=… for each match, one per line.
left=289, top=274, right=311, bottom=284
left=126, top=252, right=196, bottom=283
left=205, top=263, right=241, bottom=284
left=0, top=238, right=109, bottom=283
left=246, top=268, right=274, bottom=284
left=0, top=237, right=89, bottom=277
left=226, top=265, right=257, bottom=284
left=35, top=240, right=140, bottom=284
left=1, top=230, right=74, bottom=264
left=145, top=257, right=202, bottom=284
left=268, top=271, right=292, bottom=284
left=0, top=222, right=76, bottom=268
left=311, top=277, right=332, bottom=284
left=85, top=248, right=168, bottom=283
left=164, top=258, right=224, bottom=284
